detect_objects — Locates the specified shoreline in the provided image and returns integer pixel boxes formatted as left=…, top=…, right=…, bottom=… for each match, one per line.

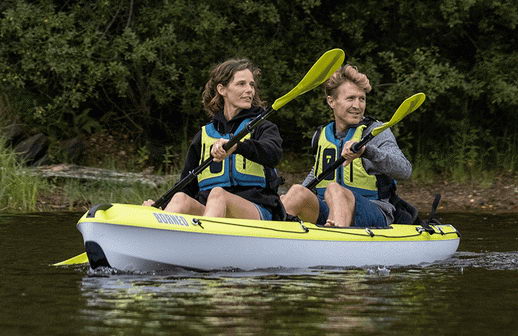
left=25, top=166, right=518, bottom=214
left=397, top=179, right=518, bottom=214
left=280, top=172, right=518, bottom=214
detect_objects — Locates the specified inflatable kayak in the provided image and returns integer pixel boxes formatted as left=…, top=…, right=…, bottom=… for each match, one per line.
left=77, top=203, right=460, bottom=272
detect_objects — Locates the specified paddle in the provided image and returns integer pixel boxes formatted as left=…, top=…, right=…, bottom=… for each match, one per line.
left=53, top=48, right=346, bottom=266
left=152, top=48, right=345, bottom=209
left=305, top=92, right=426, bottom=190
left=52, top=251, right=88, bottom=266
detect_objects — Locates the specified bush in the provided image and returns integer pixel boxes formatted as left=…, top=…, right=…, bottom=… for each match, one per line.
left=0, top=0, right=516, bottom=177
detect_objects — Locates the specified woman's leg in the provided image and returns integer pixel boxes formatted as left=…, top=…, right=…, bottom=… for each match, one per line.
left=164, top=192, right=205, bottom=216
left=324, top=182, right=355, bottom=227
left=280, top=184, right=320, bottom=223
left=204, top=187, right=261, bottom=219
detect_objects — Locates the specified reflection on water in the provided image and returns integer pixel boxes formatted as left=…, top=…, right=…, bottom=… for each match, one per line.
left=1, top=211, right=517, bottom=335
left=76, top=262, right=516, bottom=335
left=78, top=268, right=414, bottom=335
left=82, top=270, right=383, bottom=335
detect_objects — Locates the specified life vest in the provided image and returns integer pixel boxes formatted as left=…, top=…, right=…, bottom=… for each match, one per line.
left=312, top=120, right=380, bottom=200
left=197, top=118, right=267, bottom=191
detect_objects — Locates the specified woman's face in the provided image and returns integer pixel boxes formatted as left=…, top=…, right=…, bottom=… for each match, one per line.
left=327, top=81, right=366, bottom=129
left=217, top=69, right=255, bottom=115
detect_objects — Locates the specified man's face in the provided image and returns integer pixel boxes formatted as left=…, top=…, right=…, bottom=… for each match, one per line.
left=327, top=81, right=366, bottom=129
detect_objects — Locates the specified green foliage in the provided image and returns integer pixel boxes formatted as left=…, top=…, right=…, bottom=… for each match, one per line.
left=0, top=0, right=516, bottom=179
left=136, top=145, right=150, bottom=170
left=161, top=145, right=181, bottom=175
left=448, top=121, right=485, bottom=182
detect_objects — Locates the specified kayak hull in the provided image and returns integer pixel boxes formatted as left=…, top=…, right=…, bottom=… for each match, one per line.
left=77, top=203, right=460, bottom=272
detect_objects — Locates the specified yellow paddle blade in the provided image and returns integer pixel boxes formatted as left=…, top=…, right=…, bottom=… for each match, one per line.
left=272, top=48, right=345, bottom=111
left=371, top=92, right=426, bottom=136
left=52, top=252, right=88, bottom=266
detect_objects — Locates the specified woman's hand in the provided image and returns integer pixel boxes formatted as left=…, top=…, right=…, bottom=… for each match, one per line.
left=341, top=140, right=365, bottom=166
left=211, top=139, right=237, bottom=162
left=142, top=199, right=155, bottom=206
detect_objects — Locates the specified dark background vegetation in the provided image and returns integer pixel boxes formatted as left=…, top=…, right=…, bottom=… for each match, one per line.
left=0, top=0, right=516, bottom=181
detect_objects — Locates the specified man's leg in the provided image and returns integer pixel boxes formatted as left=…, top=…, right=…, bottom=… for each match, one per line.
left=281, top=184, right=320, bottom=223
left=324, top=182, right=355, bottom=227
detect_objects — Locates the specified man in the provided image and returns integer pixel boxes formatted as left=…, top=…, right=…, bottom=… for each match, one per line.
left=281, top=65, right=412, bottom=227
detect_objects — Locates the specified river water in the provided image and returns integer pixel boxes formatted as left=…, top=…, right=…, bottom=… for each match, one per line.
left=1, top=211, right=517, bottom=335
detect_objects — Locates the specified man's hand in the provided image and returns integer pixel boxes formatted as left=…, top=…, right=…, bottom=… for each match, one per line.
left=341, top=140, right=365, bottom=165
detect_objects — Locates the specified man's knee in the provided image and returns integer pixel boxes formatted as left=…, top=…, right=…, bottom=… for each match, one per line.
left=284, top=184, right=312, bottom=202
left=325, top=182, right=343, bottom=196
left=207, top=187, right=226, bottom=201
left=288, top=184, right=306, bottom=194
left=325, top=183, right=353, bottom=200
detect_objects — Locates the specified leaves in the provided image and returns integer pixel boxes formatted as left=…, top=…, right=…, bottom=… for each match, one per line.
left=0, top=0, right=516, bottom=172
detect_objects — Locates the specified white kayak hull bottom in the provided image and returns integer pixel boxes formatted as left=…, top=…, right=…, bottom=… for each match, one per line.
left=78, top=221, right=460, bottom=272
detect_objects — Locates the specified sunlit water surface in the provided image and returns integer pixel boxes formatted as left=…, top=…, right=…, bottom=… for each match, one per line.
left=1, top=212, right=517, bottom=335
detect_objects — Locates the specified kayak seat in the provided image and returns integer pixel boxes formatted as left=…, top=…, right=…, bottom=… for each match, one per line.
left=391, top=194, right=420, bottom=225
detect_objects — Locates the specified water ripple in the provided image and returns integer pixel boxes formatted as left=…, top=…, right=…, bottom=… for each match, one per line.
left=442, top=251, right=518, bottom=270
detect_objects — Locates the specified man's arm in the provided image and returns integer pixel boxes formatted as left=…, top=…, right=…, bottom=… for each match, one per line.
left=361, top=123, right=412, bottom=180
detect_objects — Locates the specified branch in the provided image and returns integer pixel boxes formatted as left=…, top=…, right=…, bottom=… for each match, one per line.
left=125, top=0, right=134, bottom=30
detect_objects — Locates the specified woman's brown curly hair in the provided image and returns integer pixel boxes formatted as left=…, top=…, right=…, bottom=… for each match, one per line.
left=202, top=58, right=265, bottom=117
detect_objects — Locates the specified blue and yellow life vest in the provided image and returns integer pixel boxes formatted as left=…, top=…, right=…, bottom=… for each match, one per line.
left=313, top=121, right=379, bottom=200
left=197, top=118, right=267, bottom=191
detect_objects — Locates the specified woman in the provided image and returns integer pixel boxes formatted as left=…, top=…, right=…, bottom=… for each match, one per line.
left=144, top=58, right=283, bottom=220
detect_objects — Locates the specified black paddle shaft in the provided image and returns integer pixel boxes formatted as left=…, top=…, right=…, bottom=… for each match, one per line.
left=152, top=107, right=275, bottom=209
left=305, top=132, right=374, bottom=190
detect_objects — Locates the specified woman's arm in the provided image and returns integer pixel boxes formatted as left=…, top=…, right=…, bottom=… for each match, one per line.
left=178, top=131, right=202, bottom=197
left=234, top=120, right=283, bottom=167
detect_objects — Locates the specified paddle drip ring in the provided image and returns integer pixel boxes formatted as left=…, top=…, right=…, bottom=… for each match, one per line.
left=191, top=218, right=203, bottom=228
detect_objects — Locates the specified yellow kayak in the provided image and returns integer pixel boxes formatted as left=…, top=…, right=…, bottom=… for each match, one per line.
left=76, top=203, right=460, bottom=272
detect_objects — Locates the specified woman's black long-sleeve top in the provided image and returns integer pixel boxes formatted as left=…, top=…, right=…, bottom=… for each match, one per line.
left=179, top=106, right=283, bottom=215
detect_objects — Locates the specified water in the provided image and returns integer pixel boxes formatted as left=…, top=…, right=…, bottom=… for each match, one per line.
left=1, top=212, right=517, bottom=335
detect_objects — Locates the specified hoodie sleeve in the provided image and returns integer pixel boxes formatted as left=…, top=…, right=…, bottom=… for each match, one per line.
left=177, top=130, right=202, bottom=198
left=234, top=120, right=283, bottom=167
left=361, top=123, right=412, bottom=180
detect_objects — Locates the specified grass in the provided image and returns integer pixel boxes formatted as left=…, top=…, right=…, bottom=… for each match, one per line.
left=54, top=178, right=177, bottom=211
left=1, top=133, right=515, bottom=213
left=411, top=160, right=497, bottom=188
left=0, top=138, right=47, bottom=212
left=410, top=120, right=517, bottom=187
left=410, top=147, right=513, bottom=188
left=1, top=136, right=178, bottom=212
